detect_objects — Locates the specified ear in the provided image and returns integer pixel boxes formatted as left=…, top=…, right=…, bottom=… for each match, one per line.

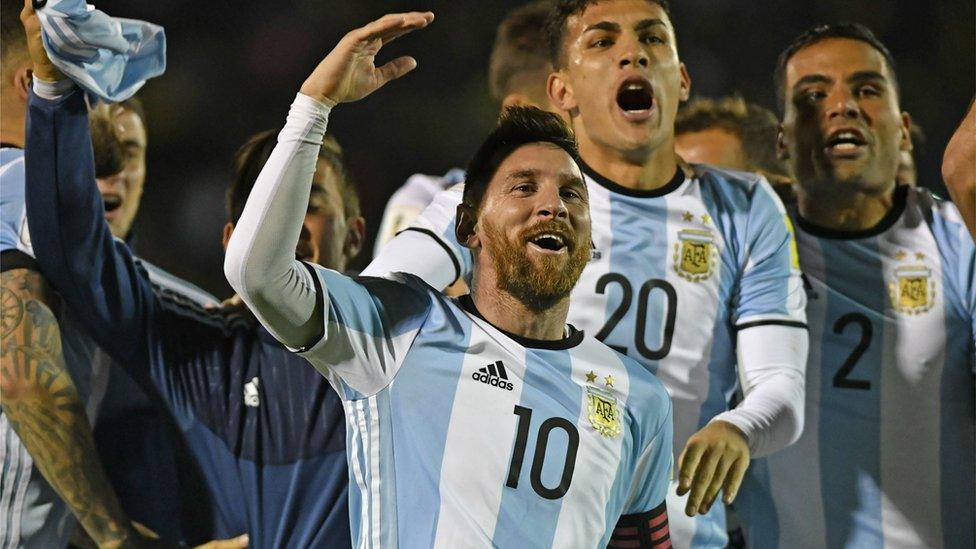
left=899, top=111, right=913, bottom=152
left=678, top=63, right=691, bottom=102
left=776, top=125, right=790, bottom=161
left=221, top=222, right=235, bottom=251
left=501, top=92, right=537, bottom=111
left=455, top=203, right=479, bottom=250
left=13, top=66, right=31, bottom=101
left=342, top=215, right=366, bottom=260
left=547, top=71, right=577, bottom=113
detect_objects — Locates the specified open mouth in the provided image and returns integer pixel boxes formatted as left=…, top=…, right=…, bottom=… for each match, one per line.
left=102, top=194, right=123, bottom=214
left=824, top=129, right=867, bottom=156
left=527, top=232, right=569, bottom=253
left=616, top=77, right=654, bottom=117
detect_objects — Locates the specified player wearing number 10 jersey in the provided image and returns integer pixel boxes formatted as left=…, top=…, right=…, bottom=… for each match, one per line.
left=225, top=12, right=674, bottom=548
left=365, top=2, right=808, bottom=545
left=735, top=24, right=975, bottom=548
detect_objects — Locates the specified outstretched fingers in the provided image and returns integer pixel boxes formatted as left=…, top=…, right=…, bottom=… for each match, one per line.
left=354, top=12, right=434, bottom=46
left=375, top=56, right=419, bottom=87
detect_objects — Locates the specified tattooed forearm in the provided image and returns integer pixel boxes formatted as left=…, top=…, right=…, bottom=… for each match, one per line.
left=0, top=269, right=136, bottom=548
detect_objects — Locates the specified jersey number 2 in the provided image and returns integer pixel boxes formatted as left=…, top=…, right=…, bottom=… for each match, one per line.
left=595, top=274, right=677, bottom=360
left=832, top=312, right=872, bottom=390
left=506, top=405, right=579, bottom=500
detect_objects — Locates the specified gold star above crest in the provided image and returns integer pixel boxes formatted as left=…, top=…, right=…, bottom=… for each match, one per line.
left=682, top=211, right=694, bottom=222
left=895, top=250, right=907, bottom=260
left=701, top=213, right=711, bottom=225
left=586, top=371, right=597, bottom=383
left=604, top=374, right=615, bottom=388
left=915, top=252, right=925, bottom=260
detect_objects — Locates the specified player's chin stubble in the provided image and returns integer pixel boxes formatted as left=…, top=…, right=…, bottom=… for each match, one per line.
left=482, top=221, right=590, bottom=314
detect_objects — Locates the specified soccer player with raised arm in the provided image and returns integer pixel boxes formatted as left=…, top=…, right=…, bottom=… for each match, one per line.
left=225, top=11, right=674, bottom=548
left=733, top=23, right=975, bottom=548
left=363, top=2, right=808, bottom=546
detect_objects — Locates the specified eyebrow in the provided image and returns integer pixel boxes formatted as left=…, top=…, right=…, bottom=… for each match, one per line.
left=507, top=169, right=541, bottom=181
left=847, top=70, right=888, bottom=84
left=634, top=19, right=667, bottom=33
left=791, top=74, right=832, bottom=94
left=560, top=173, right=586, bottom=190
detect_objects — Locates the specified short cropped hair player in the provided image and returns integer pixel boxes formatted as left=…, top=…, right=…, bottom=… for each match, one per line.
left=734, top=23, right=975, bottom=548
left=225, top=11, right=674, bottom=548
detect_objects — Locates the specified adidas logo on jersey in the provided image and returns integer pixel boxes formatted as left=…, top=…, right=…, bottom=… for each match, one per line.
left=243, top=377, right=260, bottom=407
left=472, top=360, right=513, bottom=391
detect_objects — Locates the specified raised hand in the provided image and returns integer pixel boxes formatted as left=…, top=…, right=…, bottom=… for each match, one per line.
left=676, top=420, right=750, bottom=516
left=299, top=11, right=434, bottom=106
left=20, top=0, right=62, bottom=81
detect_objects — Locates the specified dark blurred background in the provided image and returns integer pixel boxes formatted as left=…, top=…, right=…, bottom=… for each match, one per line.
left=96, top=0, right=974, bottom=297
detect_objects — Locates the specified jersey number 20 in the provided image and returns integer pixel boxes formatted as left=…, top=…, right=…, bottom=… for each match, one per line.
left=594, top=274, right=677, bottom=360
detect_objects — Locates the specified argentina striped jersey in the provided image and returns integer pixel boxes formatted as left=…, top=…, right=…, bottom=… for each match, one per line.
left=297, top=268, right=673, bottom=548
left=736, top=185, right=975, bottom=548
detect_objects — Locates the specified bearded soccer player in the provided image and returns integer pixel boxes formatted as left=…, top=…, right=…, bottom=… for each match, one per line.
left=734, top=23, right=975, bottom=549
left=225, top=11, right=674, bottom=548
left=364, top=2, right=808, bottom=546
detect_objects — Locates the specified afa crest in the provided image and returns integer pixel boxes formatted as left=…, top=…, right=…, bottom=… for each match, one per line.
left=888, top=264, right=935, bottom=315
left=673, top=229, right=717, bottom=282
left=586, top=386, right=621, bottom=438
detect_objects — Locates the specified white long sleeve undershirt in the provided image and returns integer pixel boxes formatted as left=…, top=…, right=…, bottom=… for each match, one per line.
left=224, top=93, right=335, bottom=349
left=711, top=323, right=808, bottom=458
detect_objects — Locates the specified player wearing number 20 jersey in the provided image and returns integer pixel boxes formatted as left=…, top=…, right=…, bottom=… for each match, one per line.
left=736, top=186, right=975, bottom=548
left=296, top=269, right=673, bottom=548
left=366, top=162, right=808, bottom=545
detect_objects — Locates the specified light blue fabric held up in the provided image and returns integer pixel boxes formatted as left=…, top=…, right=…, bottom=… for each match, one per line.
left=35, top=0, right=165, bottom=101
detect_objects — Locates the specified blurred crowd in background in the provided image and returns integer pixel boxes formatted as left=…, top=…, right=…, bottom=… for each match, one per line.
left=98, top=0, right=974, bottom=295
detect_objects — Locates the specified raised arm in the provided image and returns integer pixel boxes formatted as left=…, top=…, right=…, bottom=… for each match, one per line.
left=21, top=2, right=158, bottom=366
left=942, top=98, right=975, bottom=240
left=224, top=11, right=434, bottom=349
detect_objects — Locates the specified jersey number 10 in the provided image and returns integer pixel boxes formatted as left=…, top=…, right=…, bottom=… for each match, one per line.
left=506, top=405, right=580, bottom=500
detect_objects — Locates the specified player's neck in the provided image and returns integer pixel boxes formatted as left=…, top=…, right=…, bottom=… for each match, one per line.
left=0, top=96, right=25, bottom=148
left=576, top=134, right=680, bottom=191
left=797, top=181, right=898, bottom=232
left=468, top=284, right=571, bottom=342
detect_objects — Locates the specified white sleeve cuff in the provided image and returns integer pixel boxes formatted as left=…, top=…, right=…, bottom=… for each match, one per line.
left=32, top=77, right=75, bottom=101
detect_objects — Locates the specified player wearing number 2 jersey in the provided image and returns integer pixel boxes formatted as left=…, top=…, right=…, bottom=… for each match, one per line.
left=225, top=12, right=674, bottom=548
left=365, top=2, right=808, bottom=546
left=735, top=23, right=975, bottom=548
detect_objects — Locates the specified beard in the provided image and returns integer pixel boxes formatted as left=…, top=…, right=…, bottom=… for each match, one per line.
left=482, top=219, right=591, bottom=313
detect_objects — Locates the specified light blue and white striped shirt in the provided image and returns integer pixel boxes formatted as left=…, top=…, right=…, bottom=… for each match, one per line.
left=736, top=185, right=975, bottom=548
left=297, top=268, right=673, bottom=548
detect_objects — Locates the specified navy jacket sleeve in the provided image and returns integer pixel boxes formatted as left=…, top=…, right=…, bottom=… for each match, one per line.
left=24, top=88, right=158, bottom=366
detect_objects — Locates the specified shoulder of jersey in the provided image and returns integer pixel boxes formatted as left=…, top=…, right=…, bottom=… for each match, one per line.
left=394, top=169, right=466, bottom=206
left=911, top=185, right=964, bottom=223
left=139, top=256, right=220, bottom=308
left=692, top=163, right=768, bottom=192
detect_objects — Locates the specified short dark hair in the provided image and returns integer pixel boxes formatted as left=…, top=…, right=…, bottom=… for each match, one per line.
left=1, top=0, right=28, bottom=77
left=489, top=1, right=554, bottom=104
left=462, top=106, right=579, bottom=212
left=774, top=22, right=899, bottom=114
left=227, top=129, right=359, bottom=224
left=90, top=107, right=125, bottom=179
left=116, top=96, right=147, bottom=129
left=676, top=95, right=789, bottom=178
left=545, top=0, right=672, bottom=68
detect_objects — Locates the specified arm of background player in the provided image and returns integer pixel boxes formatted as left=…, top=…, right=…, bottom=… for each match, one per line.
left=0, top=267, right=139, bottom=547
left=362, top=183, right=470, bottom=290
left=24, top=82, right=157, bottom=367
left=609, top=393, right=673, bottom=549
left=678, top=180, right=808, bottom=516
left=225, top=11, right=434, bottom=349
left=942, top=98, right=975, bottom=240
